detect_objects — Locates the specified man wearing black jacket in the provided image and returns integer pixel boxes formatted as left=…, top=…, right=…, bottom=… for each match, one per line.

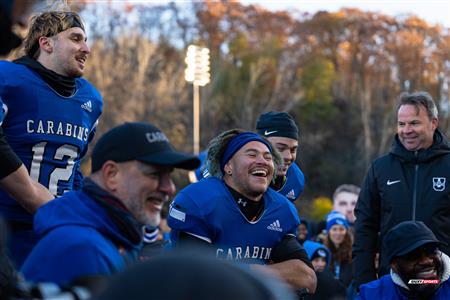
left=353, top=91, right=450, bottom=289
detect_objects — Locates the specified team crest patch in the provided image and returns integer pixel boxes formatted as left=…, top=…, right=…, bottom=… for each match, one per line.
left=432, top=177, right=446, bottom=192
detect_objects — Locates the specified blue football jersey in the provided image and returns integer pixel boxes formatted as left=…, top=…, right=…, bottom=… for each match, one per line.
left=168, top=177, right=300, bottom=264
left=277, top=162, right=305, bottom=202
left=0, top=61, right=102, bottom=221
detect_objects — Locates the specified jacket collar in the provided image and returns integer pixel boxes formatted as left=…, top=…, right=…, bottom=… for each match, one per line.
left=390, top=129, right=450, bottom=163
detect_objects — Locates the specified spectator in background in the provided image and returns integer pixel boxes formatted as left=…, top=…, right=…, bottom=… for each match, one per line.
left=332, top=184, right=360, bottom=225
left=311, top=184, right=360, bottom=244
left=353, top=92, right=450, bottom=289
left=324, top=212, right=353, bottom=288
left=304, top=240, right=347, bottom=300
left=21, top=122, right=200, bottom=285
left=297, top=219, right=310, bottom=244
left=304, top=241, right=331, bottom=273
left=0, top=10, right=103, bottom=268
left=256, top=111, right=305, bottom=202
left=357, top=221, right=450, bottom=300
left=168, top=129, right=317, bottom=294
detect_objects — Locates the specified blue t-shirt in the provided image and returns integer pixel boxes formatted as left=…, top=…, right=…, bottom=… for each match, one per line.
left=168, top=177, right=300, bottom=264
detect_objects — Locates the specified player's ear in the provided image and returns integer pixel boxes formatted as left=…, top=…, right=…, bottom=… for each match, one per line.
left=101, top=160, right=121, bottom=191
left=38, top=36, right=54, bottom=54
left=223, top=163, right=232, bottom=176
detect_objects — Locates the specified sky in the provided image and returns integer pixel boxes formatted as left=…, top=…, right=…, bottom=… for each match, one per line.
left=241, top=0, right=450, bottom=27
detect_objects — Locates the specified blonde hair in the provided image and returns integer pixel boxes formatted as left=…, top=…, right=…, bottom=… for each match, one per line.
left=23, top=11, right=85, bottom=58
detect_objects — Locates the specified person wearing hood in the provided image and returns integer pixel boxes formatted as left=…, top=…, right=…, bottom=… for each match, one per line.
left=304, top=241, right=331, bottom=273
left=353, top=91, right=450, bottom=289
left=303, top=240, right=347, bottom=300
left=0, top=10, right=103, bottom=268
left=297, top=219, right=311, bottom=245
left=20, top=122, right=200, bottom=285
left=357, top=221, right=450, bottom=300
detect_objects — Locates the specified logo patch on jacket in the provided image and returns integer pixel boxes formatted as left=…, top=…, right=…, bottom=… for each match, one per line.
left=432, top=177, right=446, bottom=192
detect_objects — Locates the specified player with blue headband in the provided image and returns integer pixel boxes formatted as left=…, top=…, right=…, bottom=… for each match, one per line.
left=168, top=128, right=317, bottom=295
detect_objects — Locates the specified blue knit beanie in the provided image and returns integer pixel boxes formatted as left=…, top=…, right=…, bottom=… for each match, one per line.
left=326, top=211, right=349, bottom=231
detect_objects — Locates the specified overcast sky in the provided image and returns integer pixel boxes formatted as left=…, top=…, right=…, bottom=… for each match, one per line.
left=241, top=0, right=450, bottom=27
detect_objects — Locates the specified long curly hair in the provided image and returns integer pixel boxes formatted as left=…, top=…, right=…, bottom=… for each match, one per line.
left=324, top=229, right=352, bottom=273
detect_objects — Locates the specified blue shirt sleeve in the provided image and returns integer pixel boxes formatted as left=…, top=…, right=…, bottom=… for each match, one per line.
left=21, top=229, right=117, bottom=285
left=168, top=190, right=213, bottom=244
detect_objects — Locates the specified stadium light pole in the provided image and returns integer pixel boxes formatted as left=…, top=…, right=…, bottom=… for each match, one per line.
left=185, top=45, right=210, bottom=155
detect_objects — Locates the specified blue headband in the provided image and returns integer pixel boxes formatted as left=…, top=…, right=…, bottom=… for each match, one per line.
left=220, top=132, right=273, bottom=172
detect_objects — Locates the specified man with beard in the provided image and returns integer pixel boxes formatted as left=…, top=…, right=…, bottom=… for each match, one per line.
left=168, top=129, right=316, bottom=294
left=0, top=11, right=103, bottom=268
left=21, top=122, right=200, bottom=285
left=357, top=221, right=450, bottom=300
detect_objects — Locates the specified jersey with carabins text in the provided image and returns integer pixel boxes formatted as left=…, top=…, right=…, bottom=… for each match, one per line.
left=0, top=61, right=103, bottom=222
left=168, top=177, right=300, bottom=264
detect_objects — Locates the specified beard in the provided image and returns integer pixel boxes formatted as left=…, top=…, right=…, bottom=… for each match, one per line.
left=397, top=256, right=444, bottom=299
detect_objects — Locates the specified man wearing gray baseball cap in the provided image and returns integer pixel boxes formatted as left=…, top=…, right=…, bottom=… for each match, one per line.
left=357, top=221, right=450, bottom=300
left=21, top=122, right=200, bottom=285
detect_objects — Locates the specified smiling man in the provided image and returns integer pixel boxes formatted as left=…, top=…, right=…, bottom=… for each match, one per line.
left=256, top=111, right=305, bottom=202
left=0, top=11, right=103, bottom=268
left=357, top=221, right=450, bottom=300
left=353, top=92, right=450, bottom=290
left=21, top=122, right=200, bottom=285
left=168, top=129, right=316, bottom=294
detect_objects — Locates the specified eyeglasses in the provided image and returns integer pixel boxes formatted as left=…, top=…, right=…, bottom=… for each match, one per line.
left=399, top=244, right=439, bottom=262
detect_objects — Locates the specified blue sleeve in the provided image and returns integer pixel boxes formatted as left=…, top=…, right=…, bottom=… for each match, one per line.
left=286, top=200, right=300, bottom=236
left=22, top=235, right=114, bottom=285
left=72, top=162, right=84, bottom=190
left=167, top=190, right=213, bottom=244
left=295, top=164, right=305, bottom=195
left=281, top=163, right=305, bottom=201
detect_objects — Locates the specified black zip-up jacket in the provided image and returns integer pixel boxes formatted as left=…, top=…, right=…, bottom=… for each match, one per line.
left=353, top=129, right=450, bottom=288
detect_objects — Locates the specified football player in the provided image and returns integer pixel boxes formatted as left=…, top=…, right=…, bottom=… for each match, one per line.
left=0, top=11, right=103, bottom=267
left=168, top=129, right=316, bottom=294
